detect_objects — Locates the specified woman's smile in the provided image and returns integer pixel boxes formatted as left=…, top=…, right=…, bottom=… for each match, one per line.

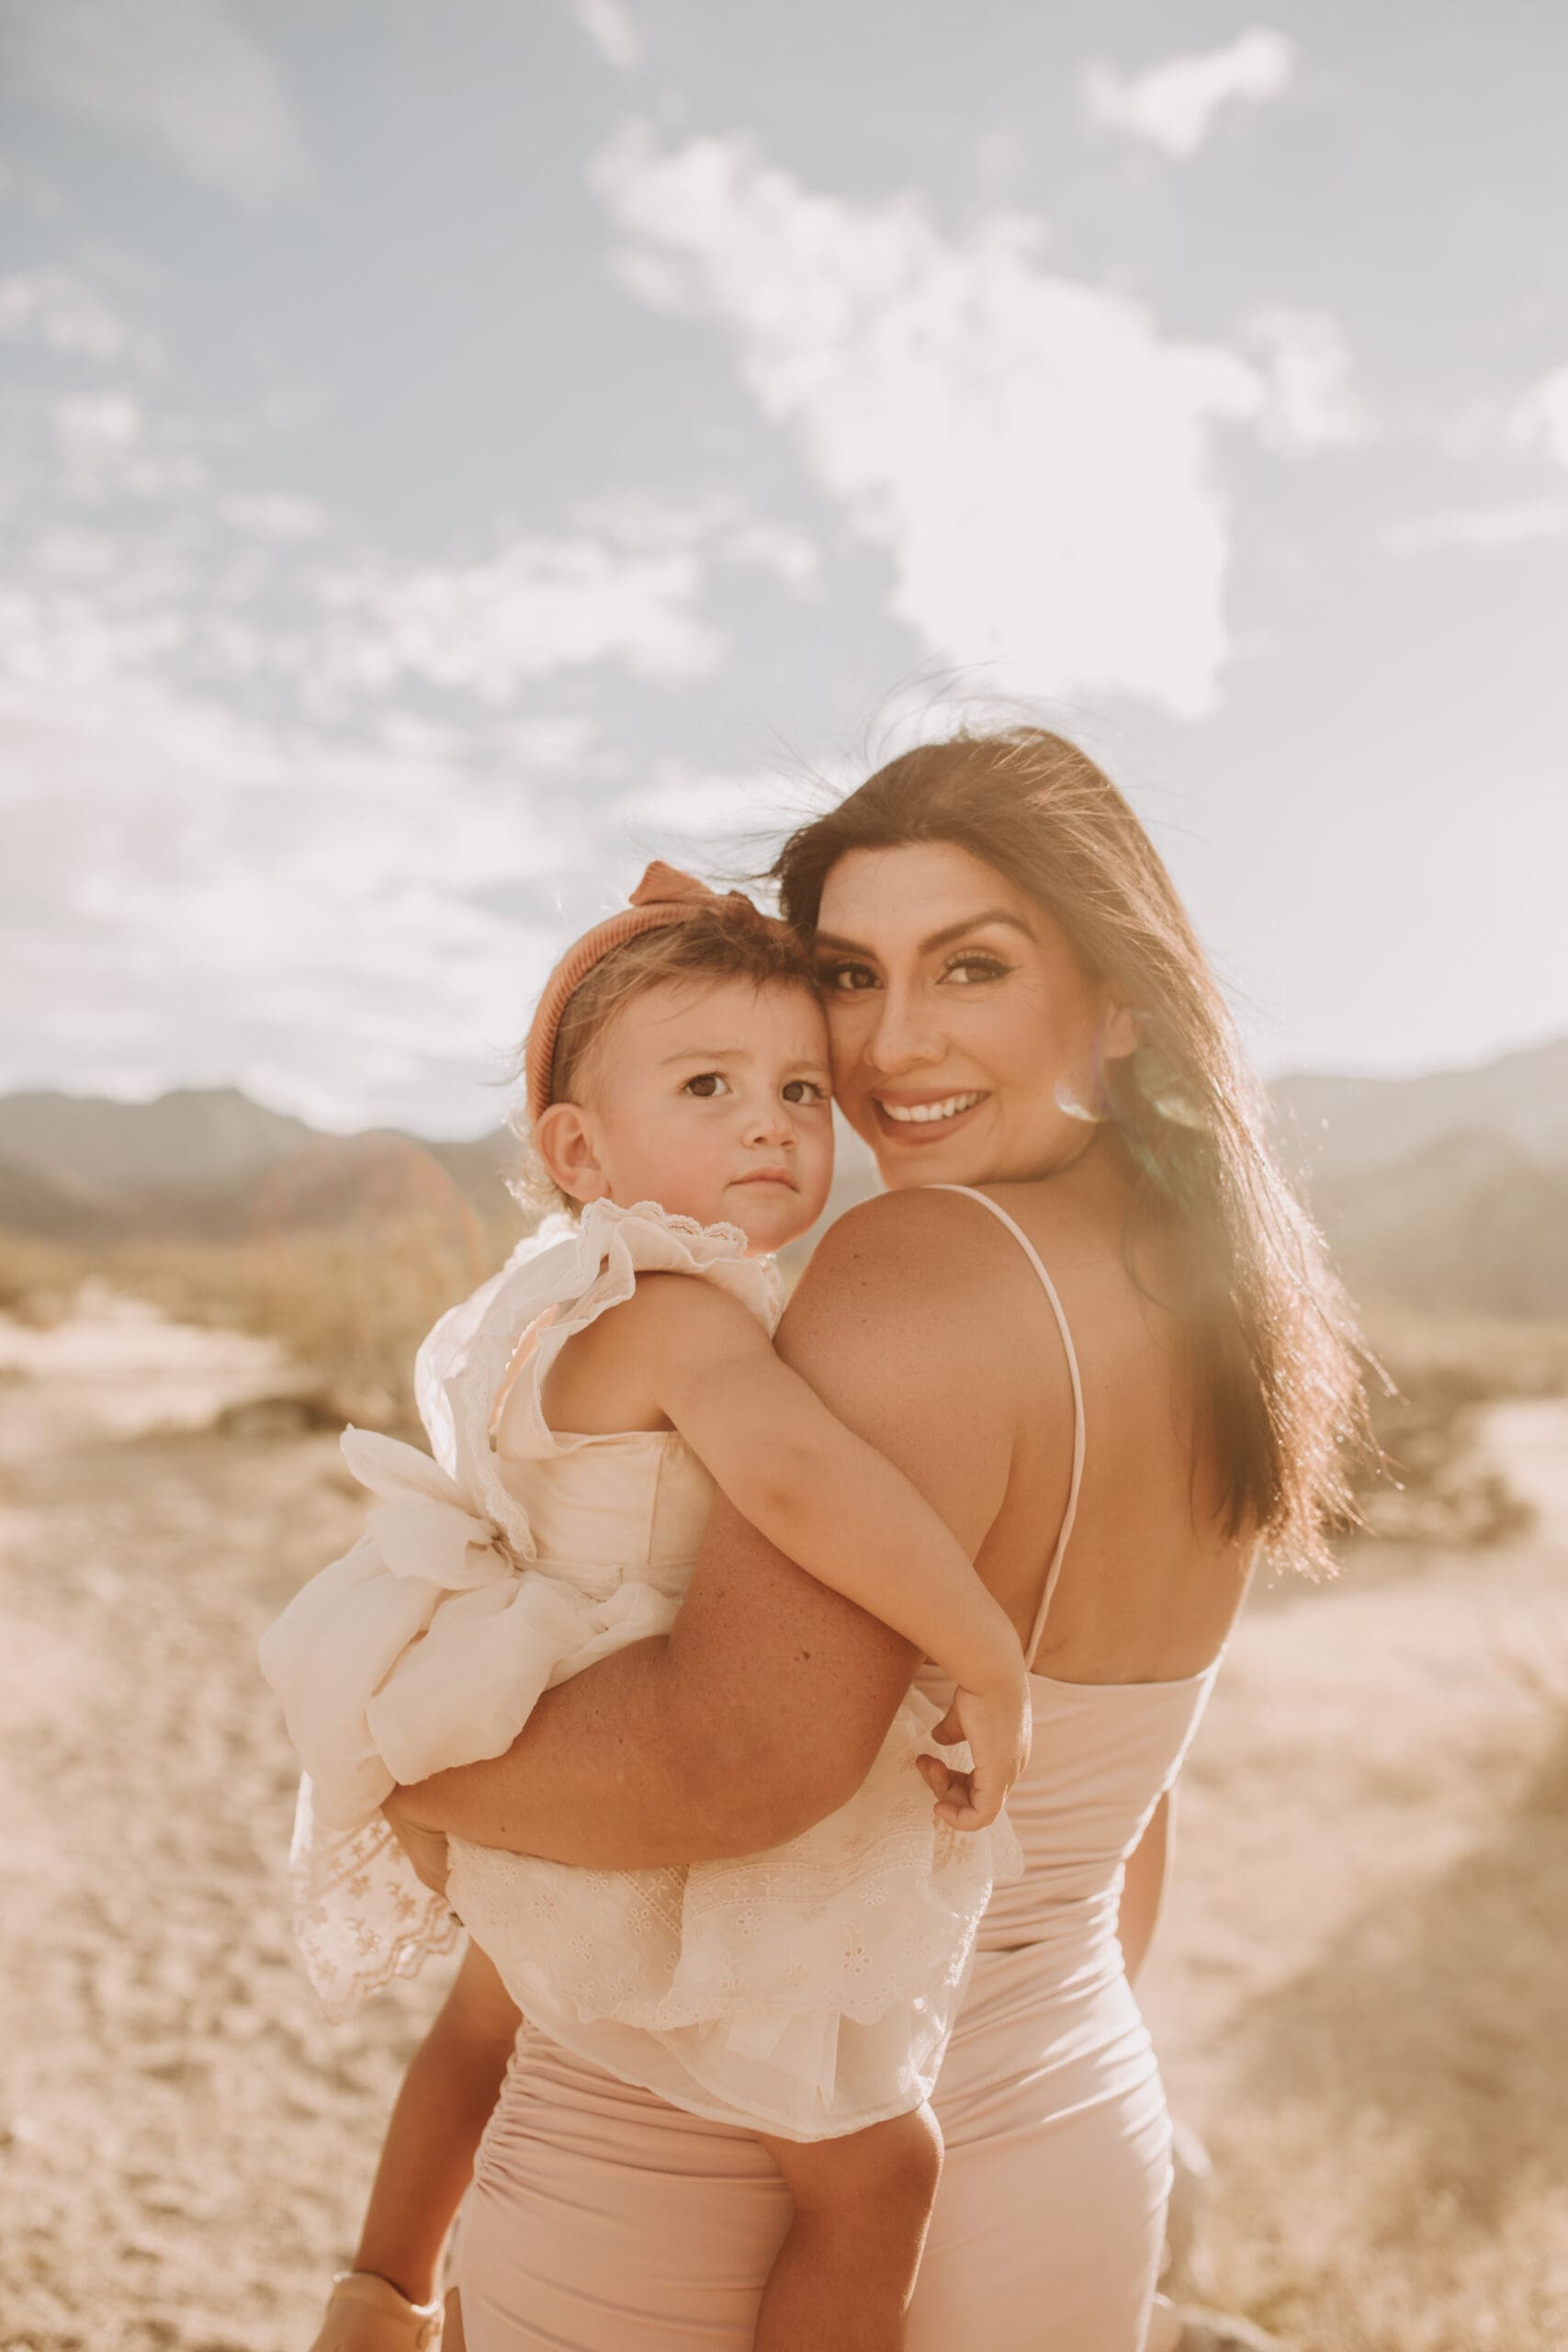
left=869, top=1088, right=989, bottom=1144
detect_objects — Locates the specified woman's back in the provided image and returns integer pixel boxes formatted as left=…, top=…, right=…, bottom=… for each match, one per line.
left=898, top=1175, right=1236, bottom=2349
left=920, top=1167, right=1254, bottom=1689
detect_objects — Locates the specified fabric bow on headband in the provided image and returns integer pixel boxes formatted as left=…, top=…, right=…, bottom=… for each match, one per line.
left=523, top=859, right=783, bottom=1125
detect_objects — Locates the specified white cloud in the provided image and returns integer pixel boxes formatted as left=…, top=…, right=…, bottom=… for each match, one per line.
left=1082, top=28, right=1298, bottom=161
left=572, top=0, right=642, bottom=74
left=306, top=496, right=813, bottom=707
left=1510, top=367, right=1568, bottom=471
left=219, top=490, right=329, bottom=542
left=49, top=388, right=206, bottom=499
left=0, top=642, right=583, bottom=1130
left=0, top=0, right=307, bottom=204
left=0, top=267, right=161, bottom=370
left=1380, top=502, right=1568, bottom=556
left=52, top=389, right=142, bottom=467
left=309, top=529, right=722, bottom=707
left=0, top=447, right=816, bottom=1123
left=594, top=125, right=1268, bottom=717
left=571, top=490, right=818, bottom=592
left=612, top=758, right=809, bottom=867
left=1243, top=307, right=1366, bottom=453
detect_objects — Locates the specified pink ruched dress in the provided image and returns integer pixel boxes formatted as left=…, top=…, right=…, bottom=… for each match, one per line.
left=457, top=1186, right=1220, bottom=2352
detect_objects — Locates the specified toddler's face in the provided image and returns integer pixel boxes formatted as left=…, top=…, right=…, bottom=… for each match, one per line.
left=552, top=976, right=835, bottom=1253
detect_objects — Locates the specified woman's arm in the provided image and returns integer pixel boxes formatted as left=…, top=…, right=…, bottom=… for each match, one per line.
left=395, top=1195, right=1016, bottom=1868
left=1119, top=1789, right=1174, bottom=1984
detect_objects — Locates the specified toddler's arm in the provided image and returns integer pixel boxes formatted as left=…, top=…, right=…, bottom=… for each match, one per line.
left=642, top=1274, right=1030, bottom=1826
left=328, top=1943, right=519, bottom=2317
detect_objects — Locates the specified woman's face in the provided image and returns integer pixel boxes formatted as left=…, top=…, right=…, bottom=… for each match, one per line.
left=814, top=840, right=1130, bottom=1189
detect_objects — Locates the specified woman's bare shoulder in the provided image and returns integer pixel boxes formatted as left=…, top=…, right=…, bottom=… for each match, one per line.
left=804, top=1183, right=1037, bottom=1286
left=785, top=1185, right=1030, bottom=1365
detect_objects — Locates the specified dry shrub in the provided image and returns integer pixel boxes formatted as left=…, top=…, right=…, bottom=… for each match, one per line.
left=0, top=1234, right=92, bottom=1324
left=1353, top=1306, right=1568, bottom=1547
left=118, top=1216, right=522, bottom=1429
left=0, top=1214, right=525, bottom=1430
left=1202, top=1715, right=1568, bottom=2352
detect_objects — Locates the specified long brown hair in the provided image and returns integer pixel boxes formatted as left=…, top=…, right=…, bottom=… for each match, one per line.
left=773, top=727, right=1370, bottom=1572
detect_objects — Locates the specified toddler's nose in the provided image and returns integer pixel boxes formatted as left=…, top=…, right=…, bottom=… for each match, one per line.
left=744, top=1101, right=796, bottom=1148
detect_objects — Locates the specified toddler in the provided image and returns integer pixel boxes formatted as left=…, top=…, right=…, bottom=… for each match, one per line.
left=262, top=863, right=1030, bottom=2352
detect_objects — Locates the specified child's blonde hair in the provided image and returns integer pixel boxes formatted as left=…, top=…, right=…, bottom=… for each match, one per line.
left=511, top=899, right=819, bottom=1219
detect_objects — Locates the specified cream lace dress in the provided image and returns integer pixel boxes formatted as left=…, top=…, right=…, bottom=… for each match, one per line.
left=259, top=1198, right=1020, bottom=2143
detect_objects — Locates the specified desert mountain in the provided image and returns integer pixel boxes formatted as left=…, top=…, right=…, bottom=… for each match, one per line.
left=0, top=1089, right=519, bottom=1246
left=1271, top=1035, right=1568, bottom=1182
left=4, top=1041, right=1565, bottom=1317
left=0, top=1085, right=316, bottom=1194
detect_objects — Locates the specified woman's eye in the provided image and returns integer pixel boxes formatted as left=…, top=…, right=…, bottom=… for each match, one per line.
left=943, top=954, right=1010, bottom=985
left=682, top=1072, right=730, bottom=1098
left=782, top=1079, right=828, bottom=1105
left=818, top=959, right=877, bottom=993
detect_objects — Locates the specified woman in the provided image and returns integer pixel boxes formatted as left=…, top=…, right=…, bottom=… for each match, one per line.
left=389, top=727, right=1364, bottom=2351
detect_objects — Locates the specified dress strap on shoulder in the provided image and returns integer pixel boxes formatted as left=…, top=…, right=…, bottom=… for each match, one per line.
left=927, top=1184, right=1086, bottom=1657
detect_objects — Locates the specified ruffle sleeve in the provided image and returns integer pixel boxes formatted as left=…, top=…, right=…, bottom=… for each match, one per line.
left=260, top=1198, right=781, bottom=2019
left=447, top=1197, right=782, bottom=1483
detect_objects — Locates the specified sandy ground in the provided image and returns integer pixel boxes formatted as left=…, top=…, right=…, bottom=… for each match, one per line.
left=1, top=1298, right=1565, bottom=2352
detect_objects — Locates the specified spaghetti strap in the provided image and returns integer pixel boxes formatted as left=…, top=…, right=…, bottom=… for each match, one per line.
left=927, top=1184, right=1086, bottom=1659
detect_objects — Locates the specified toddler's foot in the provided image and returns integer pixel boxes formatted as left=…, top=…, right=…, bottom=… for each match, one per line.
left=1168, top=2304, right=1284, bottom=2352
left=308, top=2271, right=444, bottom=2352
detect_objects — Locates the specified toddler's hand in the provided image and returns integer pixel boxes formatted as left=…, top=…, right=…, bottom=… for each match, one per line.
left=307, top=2272, right=443, bottom=2352
left=919, top=1670, right=1032, bottom=1831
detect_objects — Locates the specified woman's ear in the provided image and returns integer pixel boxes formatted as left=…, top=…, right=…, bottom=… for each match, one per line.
left=535, top=1102, right=611, bottom=1204
left=1101, top=1002, right=1141, bottom=1063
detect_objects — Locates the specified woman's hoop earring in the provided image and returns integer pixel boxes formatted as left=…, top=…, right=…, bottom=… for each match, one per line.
left=1053, top=1019, right=1113, bottom=1125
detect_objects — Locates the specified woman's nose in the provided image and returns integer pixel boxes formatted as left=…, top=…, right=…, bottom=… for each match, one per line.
left=864, top=989, right=944, bottom=1076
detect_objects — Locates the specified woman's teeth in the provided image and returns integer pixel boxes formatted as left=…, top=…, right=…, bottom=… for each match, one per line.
left=879, top=1091, right=983, bottom=1125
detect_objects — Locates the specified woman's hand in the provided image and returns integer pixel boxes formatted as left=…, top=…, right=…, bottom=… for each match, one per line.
left=919, top=1669, right=1032, bottom=1831
left=383, top=1790, right=452, bottom=1897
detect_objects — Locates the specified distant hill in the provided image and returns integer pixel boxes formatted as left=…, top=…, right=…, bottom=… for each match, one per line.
left=4, top=1044, right=1566, bottom=1318
left=1271, top=1035, right=1568, bottom=1182
left=0, top=1088, right=521, bottom=1248
left=1316, top=1129, right=1568, bottom=1319
left=0, top=1151, right=123, bottom=1247
left=0, top=1086, right=316, bottom=1194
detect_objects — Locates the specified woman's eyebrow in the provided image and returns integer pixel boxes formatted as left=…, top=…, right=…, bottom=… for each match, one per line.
left=815, top=909, right=1034, bottom=958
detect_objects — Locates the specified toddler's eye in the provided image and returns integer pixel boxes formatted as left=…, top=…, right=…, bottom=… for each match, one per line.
left=783, top=1079, right=829, bottom=1105
left=682, top=1071, right=730, bottom=1098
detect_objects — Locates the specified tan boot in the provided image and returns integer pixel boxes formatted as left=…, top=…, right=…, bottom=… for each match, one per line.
left=308, top=2271, right=445, bottom=2352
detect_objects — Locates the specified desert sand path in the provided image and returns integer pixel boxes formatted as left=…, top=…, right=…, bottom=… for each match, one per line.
left=0, top=1298, right=460, bottom=2352
left=2, top=1297, right=1565, bottom=2350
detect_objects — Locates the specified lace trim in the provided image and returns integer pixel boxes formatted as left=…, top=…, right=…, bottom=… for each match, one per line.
left=286, top=1780, right=463, bottom=2024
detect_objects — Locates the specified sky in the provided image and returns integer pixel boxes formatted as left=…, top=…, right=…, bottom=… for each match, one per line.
left=2, top=0, right=1564, bottom=1136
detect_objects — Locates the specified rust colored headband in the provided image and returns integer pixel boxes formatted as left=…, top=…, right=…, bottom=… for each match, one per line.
left=523, top=859, right=783, bottom=1126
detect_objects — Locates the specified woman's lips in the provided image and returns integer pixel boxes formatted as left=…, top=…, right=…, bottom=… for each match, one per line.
left=868, top=1091, right=988, bottom=1146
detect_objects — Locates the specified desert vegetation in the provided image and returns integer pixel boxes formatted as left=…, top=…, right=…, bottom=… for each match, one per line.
left=4, top=1056, right=1567, bottom=2348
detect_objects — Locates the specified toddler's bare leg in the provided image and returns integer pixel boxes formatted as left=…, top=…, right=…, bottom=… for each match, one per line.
left=754, top=2104, right=942, bottom=2352
left=345, top=1944, right=518, bottom=2306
